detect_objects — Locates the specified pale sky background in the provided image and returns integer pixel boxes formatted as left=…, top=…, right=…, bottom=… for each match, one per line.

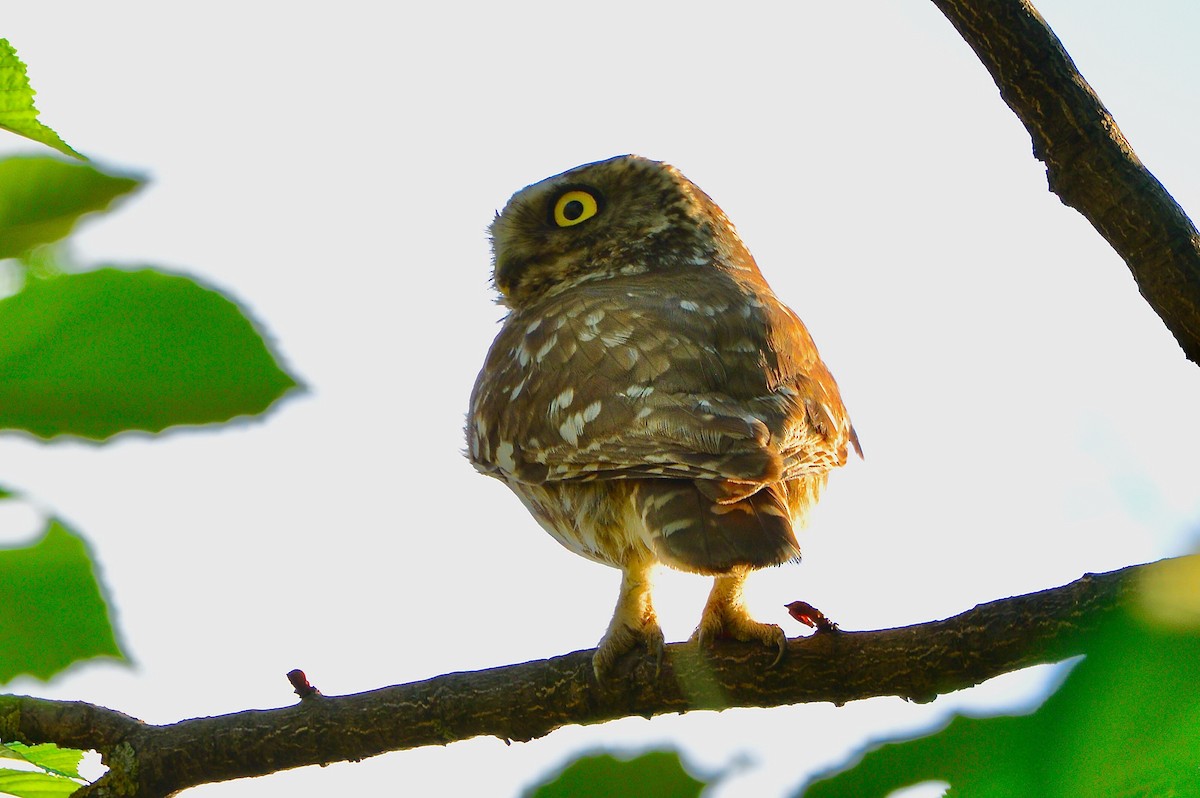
left=3, top=3, right=1199, bottom=797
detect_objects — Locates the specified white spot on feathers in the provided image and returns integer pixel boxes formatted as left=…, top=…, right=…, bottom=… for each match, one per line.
left=535, top=333, right=559, bottom=363
left=600, top=328, right=632, bottom=347
left=729, top=338, right=758, bottom=353
left=558, top=400, right=603, bottom=446
left=496, top=441, right=517, bottom=473
left=558, top=417, right=582, bottom=445
left=661, top=518, right=695, bottom=536
left=611, top=346, right=640, bottom=369
left=550, top=387, right=575, bottom=414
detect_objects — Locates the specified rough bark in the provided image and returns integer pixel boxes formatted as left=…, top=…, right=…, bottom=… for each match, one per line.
left=0, top=562, right=1148, bottom=797
left=931, top=0, right=1200, bottom=363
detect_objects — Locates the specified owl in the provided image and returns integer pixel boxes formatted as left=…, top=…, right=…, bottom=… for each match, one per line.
left=467, top=155, right=859, bottom=678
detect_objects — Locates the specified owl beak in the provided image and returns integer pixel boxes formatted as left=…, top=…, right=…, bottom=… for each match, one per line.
left=493, top=256, right=516, bottom=298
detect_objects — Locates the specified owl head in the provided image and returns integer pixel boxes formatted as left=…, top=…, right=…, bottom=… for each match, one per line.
left=488, top=155, right=756, bottom=309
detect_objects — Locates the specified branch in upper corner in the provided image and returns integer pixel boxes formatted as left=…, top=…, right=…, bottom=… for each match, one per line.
left=929, top=0, right=1200, bottom=363
left=0, top=560, right=1155, bottom=797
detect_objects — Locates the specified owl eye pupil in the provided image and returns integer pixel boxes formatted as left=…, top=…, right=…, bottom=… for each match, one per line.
left=552, top=188, right=600, bottom=227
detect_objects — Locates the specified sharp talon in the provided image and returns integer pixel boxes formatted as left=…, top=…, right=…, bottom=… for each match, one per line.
left=645, top=623, right=665, bottom=677
left=593, top=563, right=662, bottom=682
left=591, top=653, right=609, bottom=683
left=592, top=615, right=665, bottom=682
left=768, top=630, right=786, bottom=668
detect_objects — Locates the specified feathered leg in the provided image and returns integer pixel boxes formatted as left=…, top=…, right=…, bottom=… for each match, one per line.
left=593, top=557, right=664, bottom=680
left=694, top=566, right=786, bottom=666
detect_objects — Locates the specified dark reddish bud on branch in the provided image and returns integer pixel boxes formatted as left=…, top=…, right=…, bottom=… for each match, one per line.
left=287, top=669, right=321, bottom=698
left=785, top=600, right=839, bottom=632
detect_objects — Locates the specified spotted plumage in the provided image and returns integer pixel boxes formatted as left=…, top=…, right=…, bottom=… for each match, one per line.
left=467, top=155, right=859, bottom=677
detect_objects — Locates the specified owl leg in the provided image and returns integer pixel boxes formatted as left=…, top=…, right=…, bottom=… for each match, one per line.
left=693, top=567, right=786, bottom=667
left=593, top=558, right=664, bottom=680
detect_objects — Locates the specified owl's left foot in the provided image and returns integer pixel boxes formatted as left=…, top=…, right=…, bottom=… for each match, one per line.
left=693, top=570, right=786, bottom=667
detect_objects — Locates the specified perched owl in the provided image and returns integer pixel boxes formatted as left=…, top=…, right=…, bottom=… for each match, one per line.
left=467, top=155, right=859, bottom=678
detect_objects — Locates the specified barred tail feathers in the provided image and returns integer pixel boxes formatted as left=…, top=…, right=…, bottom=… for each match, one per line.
left=633, top=479, right=800, bottom=574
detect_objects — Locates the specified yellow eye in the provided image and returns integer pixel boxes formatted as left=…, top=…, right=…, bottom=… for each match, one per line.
left=552, top=189, right=600, bottom=227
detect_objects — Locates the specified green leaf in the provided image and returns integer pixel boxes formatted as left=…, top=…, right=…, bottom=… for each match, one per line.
left=0, top=520, right=122, bottom=683
left=0, top=768, right=83, bottom=798
left=0, top=157, right=141, bottom=259
left=0, top=268, right=298, bottom=439
left=0, top=743, right=84, bottom=780
left=798, top=561, right=1200, bottom=798
left=0, top=40, right=81, bottom=159
left=526, top=750, right=707, bottom=798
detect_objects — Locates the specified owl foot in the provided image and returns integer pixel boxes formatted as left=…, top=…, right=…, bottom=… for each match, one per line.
left=693, top=608, right=786, bottom=667
left=594, top=561, right=663, bottom=680
left=693, top=570, right=786, bottom=667
left=592, top=617, right=665, bottom=681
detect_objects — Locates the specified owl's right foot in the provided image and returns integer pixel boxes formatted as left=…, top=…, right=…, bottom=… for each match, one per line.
left=592, top=615, right=665, bottom=681
left=593, top=561, right=663, bottom=680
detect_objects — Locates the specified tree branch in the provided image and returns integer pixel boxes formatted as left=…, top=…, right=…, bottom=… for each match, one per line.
left=930, top=0, right=1200, bottom=364
left=0, top=561, right=1155, bottom=797
left=5, top=7, right=1195, bottom=797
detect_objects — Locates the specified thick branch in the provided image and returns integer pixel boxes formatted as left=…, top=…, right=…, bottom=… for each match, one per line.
left=931, top=0, right=1200, bottom=363
left=0, top=561, right=1155, bottom=797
